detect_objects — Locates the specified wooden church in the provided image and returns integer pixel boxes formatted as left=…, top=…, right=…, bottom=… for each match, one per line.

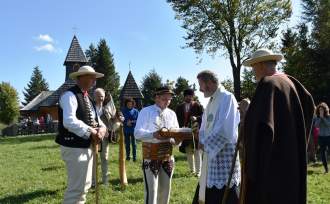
left=20, top=35, right=88, bottom=120
left=120, top=70, right=144, bottom=109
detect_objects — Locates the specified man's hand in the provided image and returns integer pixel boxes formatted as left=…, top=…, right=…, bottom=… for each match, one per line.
left=91, top=128, right=101, bottom=144
left=97, top=126, right=107, bottom=138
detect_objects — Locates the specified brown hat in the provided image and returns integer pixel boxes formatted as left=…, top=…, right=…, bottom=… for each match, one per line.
left=154, top=86, right=174, bottom=96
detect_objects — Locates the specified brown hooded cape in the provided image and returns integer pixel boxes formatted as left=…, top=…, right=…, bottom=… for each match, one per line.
left=240, top=75, right=314, bottom=204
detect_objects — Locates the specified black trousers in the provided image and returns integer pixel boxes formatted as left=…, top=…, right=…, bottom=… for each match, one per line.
left=319, top=136, right=330, bottom=172
left=192, top=184, right=238, bottom=204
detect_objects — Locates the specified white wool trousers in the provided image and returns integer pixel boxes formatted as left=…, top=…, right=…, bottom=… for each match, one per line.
left=142, top=158, right=175, bottom=204
left=60, top=145, right=93, bottom=204
left=186, top=147, right=202, bottom=175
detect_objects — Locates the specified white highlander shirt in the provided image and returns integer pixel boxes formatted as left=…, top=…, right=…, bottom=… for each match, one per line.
left=134, top=104, right=179, bottom=143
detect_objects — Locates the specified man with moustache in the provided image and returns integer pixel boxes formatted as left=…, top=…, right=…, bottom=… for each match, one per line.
left=176, top=88, right=203, bottom=177
left=56, top=66, right=107, bottom=204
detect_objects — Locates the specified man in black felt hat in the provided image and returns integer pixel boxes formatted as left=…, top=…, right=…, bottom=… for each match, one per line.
left=175, top=88, right=203, bottom=177
left=135, top=86, right=180, bottom=204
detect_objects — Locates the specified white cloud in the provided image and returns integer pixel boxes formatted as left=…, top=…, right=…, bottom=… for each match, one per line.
left=34, top=43, right=60, bottom=53
left=37, top=34, right=54, bottom=43
left=33, top=34, right=62, bottom=53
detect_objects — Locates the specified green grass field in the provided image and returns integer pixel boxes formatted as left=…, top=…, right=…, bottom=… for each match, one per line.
left=0, top=134, right=329, bottom=204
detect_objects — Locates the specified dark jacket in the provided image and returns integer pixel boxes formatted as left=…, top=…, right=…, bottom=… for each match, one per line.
left=175, top=101, right=203, bottom=153
left=241, top=75, right=314, bottom=204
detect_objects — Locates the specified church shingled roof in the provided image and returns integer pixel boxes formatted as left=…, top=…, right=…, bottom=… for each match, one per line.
left=39, top=80, right=76, bottom=107
left=63, top=35, right=87, bottom=65
left=21, top=91, right=54, bottom=111
left=120, top=71, right=144, bottom=99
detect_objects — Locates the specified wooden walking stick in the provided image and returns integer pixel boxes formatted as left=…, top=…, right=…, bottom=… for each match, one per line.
left=118, top=124, right=128, bottom=189
left=93, top=140, right=100, bottom=204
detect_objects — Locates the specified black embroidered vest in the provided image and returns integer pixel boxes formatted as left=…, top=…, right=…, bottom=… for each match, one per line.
left=55, top=85, right=98, bottom=148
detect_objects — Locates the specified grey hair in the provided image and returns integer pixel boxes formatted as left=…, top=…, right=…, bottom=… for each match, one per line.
left=94, top=88, right=105, bottom=97
left=197, top=70, right=219, bottom=85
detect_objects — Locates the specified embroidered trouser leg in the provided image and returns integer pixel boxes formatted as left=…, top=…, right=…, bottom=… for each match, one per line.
left=142, top=158, right=174, bottom=204
left=61, top=145, right=93, bottom=204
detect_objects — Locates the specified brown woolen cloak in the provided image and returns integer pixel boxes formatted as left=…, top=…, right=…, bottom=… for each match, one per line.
left=240, top=75, right=314, bottom=204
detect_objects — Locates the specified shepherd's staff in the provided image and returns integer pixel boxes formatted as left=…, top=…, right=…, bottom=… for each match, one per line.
left=118, top=124, right=128, bottom=189
left=92, top=134, right=100, bottom=204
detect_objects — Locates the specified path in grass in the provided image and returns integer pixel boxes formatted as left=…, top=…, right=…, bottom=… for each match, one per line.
left=0, top=134, right=329, bottom=203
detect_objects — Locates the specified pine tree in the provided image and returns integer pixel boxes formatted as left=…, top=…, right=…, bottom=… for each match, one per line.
left=0, top=82, right=20, bottom=125
left=85, top=43, right=98, bottom=68
left=22, top=66, right=49, bottom=106
left=94, top=39, right=120, bottom=105
left=141, top=69, right=163, bottom=106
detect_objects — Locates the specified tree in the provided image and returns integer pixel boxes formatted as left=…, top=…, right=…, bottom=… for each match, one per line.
left=306, top=0, right=330, bottom=104
left=141, top=69, right=163, bottom=106
left=240, top=68, right=256, bottom=99
left=169, top=77, right=191, bottom=110
left=281, top=0, right=330, bottom=104
left=85, top=43, right=98, bottom=68
left=0, top=82, right=20, bottom=125
left=22, top=66, right=49, bottom=106
left=167, top=0, right=292, bottom=99
left=93, top=39, right=120, bottom=105
left=220, top=78, right=234, bottom=94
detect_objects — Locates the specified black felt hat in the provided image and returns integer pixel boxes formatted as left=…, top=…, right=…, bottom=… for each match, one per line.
left=183, top=88, right=194, bottom=96
left=154, top=86, right=174, bottom=96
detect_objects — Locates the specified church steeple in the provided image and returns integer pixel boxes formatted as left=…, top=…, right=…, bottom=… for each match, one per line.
left=120, top=70, right=144, bottom=109
left=63, top=35, right=87, bottom=81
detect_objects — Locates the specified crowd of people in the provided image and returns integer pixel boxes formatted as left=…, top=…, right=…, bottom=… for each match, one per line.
left=18, top=114, right=55, bottom=134
left=55, top=48, right=329, bottom=204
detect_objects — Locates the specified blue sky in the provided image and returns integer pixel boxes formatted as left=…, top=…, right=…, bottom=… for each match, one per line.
left=0, top=0, right=302, bottom=106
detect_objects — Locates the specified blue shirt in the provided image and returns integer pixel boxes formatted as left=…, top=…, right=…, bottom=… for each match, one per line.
left=122, top=107, right=139, bottom=134
left=314, top=116, right=330, bottom=137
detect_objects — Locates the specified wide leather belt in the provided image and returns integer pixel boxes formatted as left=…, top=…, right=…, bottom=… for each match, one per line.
left=142, top=142, right=173, bottom=161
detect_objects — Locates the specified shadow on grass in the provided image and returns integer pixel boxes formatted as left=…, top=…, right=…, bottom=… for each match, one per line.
left=41, top=165, right=63, bottom=172
left=0, top=134, right=56, bottom=145
left=307, top=170, right=322, bottom=175
left=309, top=163, right=323, bottom=168
left=110, top=177, right=143, bottom=186
left=174, top=154, right=187, bottom=162
left=0, top=189, right=58, bottom=203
